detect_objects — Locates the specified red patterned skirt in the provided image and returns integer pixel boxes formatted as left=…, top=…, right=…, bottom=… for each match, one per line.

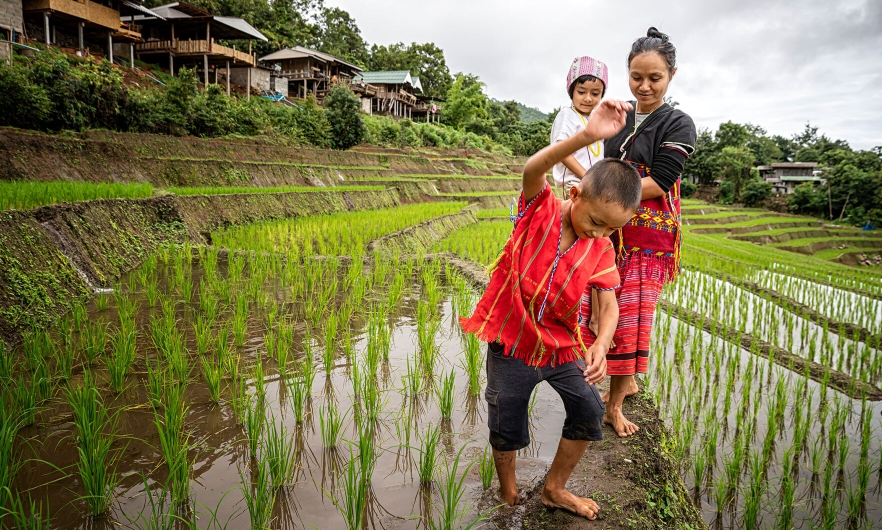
left=579, top=254, right=665, bottom=376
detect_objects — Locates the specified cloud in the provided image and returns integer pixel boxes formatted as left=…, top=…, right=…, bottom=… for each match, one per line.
left=334, top=0, right=882, bottom=149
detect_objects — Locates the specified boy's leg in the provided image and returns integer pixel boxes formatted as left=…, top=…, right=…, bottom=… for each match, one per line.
left=541, top=359, right=605, bottom=519
left=493, top=449, right=519, bottom=505
left=541, top=438, right=599, bottom=519
left=485, top=342, right=537, bottom=506
left=605, top=375, right=639, bottom=437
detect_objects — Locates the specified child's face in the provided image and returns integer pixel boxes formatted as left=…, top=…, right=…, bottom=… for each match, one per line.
left=570, top=78, right=605, bottom=116
left=568, top=186, right=635, bottom=239
left=628, top=51, right=676, bottom=111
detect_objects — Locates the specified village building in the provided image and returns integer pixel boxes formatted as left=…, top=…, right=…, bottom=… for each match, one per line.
left=17, top=0, right=159, bottom=62
left=354, top=70, right=420, bottom=118
left=410, top=77, right=442, bottom=123
left=131, top=2, right=268, bottom=96
left=0, top=0, right=24, bottom=59
left=259, top=45, right=363, bottom=101
left=758, top=162, right=822, bottom=195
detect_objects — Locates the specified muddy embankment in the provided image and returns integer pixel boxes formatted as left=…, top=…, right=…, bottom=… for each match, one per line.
left=440, top=254, right=706, bottom=530
left=0, top=129, right=522, bottom=192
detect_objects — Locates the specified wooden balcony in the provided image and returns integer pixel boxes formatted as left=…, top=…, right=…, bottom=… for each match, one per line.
left=135, top=38, right=255, bottom=65
left=24, top=0, right=122, bottom=30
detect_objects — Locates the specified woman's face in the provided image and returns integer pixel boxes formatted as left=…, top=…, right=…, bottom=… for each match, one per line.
left=628, top=51, right=675, bottom=112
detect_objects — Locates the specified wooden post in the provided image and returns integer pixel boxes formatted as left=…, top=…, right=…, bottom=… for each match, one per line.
left=169, top=53, right=174, bottom=76
left=247, top=67, right=251, bottom=101
left=203, top=54, right=208, bottom=86
left=107, top=32, right=113, bottom=63
left=171, top=23, right=175, bottom=42
left=129, top=42, right=134, bottom=67
left=43, top=12, right=49, bottom=45
left=226, top=60, right=230, bottom=96
left=78, top=22, right=84, bottom=56
left=206, top=21, right=210, bottom=45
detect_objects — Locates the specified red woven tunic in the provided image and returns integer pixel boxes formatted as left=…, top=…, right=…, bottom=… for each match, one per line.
left=459, top=184, right=620, bottom=368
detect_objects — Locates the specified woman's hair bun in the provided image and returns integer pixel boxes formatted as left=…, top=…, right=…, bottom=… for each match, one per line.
left=647, top=27, right=669, bottom=41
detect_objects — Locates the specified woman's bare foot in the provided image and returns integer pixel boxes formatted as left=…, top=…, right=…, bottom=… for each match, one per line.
left=604, top=406, right=639, bottom=437
left=600, top=378, right=638, bottom=404
left=541, top=486, right=600, bottom=520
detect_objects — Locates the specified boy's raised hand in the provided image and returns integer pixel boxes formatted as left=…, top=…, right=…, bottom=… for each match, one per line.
left=582, top=343, right=608, bottom=385
left=581, top=100, right=632, bottom=144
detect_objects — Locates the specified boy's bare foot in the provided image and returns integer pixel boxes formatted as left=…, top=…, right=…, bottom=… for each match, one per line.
left=604, top=407, right=639, bottom=437
left=541, top=487, right=599, bottom=520
left=499, top=488, right=522, bottom=506
left=600, top=379, right=638, bottom=404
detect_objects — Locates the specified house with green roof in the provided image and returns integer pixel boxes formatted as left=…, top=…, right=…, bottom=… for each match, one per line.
left=259, top=45, right=362, bottom=100
left=354, top=70, right=421, bottom=118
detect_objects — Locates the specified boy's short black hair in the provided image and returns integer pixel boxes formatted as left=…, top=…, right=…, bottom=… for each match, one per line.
left=568, top=74, right=607, bottom=99
left=580, top=159, right=642, bottom=211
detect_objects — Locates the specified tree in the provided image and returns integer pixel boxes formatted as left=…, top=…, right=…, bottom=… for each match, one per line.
left=740, top=179, right=772, bottom=207
left=315, top=7, right=369, bottom=66
left=715, top=121, right=750, bottom=149
left=323, top=84, right=365, bottom=150
left=683, top=128, right=719, bottom=185
left=713, top=146, right=754, bottom=201
left=369, top=42, right=452, bottom=98
left=442, top=73, right=488, bottom=130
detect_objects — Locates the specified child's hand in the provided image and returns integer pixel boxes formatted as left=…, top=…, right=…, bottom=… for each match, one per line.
left=581, top=100, right=632, bottom=143
left=582, top=344, right=608, bottom=385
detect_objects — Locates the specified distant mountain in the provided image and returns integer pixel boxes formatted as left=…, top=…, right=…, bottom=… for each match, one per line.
left=517, top=103, right=548, bottom=124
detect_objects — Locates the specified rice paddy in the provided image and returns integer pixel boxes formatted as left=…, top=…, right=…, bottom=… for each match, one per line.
left=434, top=202, right=882, bottom=529
left=5, top=176, right=882, bottom=530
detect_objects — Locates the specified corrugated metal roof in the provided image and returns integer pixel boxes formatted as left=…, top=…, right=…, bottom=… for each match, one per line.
left=259, top=46, right=361, bottom=71
left=355, top=70, right=412, bottom=85
left=411, top=76, right=423, bottom=93
left=771, top=162, right=818, bottom=168
left=120, top=0, right=166, bottom=20
left=214, top=16, right=267, bottom=41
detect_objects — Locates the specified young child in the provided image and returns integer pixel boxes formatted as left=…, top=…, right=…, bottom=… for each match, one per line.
left=551, top=56, right=609, bottom=195
left=460, top=100, right=640, bottom=520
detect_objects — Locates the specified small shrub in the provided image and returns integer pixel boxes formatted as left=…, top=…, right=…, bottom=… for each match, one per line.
left=680, top=180, right=697, bottom=199
left=324, top=84, right=365, bottom=149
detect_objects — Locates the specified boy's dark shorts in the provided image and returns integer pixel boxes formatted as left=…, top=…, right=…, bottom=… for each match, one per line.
left=485, top=342, right=604, bottom=452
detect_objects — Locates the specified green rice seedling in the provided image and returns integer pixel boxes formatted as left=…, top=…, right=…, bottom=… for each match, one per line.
left=252, top=356, right=266, bottom=404
left=0, top=403, right=23, bottom=510
left=323, top=314, right=339, bottom=373
left=435, top=370, right=455, bottom=421
left=320, top=400, right=345, bottom=449
left=403, top=356, right=424, bottom=398
left=81, top=321, right=108, bottom=365
left=153, top=382, right=192, bottom=505
left=57, top=344, right=75, bottom=382
left=263, top=412, right=297, bottom=488
left=23, top=331, right=51, bottom=372
left=777, top=445, right=796, bottom=529
left=1, top=490, right=51, bottom=530
left=359, top=371, right=383, bottom=425
left=244, top=396, right=265, bottom=459
left=145, top=359, right=166, bottom=411
left=65, top=378, right=122, bottom=516
left=123, top=475, right=174, bottom=530
left=14, top=374, right=37, bottom=427
left=741, top=450, right=765, bottom=530
left=232, top=297, right=249, bottom=347
left=107, top=329, right=136, bottom=393
left=330, top=446, right=369, bottom=530
left=239, top=458, right=275, bottom=530
left=417, top=302, right=441, bottom=375
left=712, top=475, right=728, bottom=515
left=461, top=334, right=483, bottom=396
left=289, top=376, right=308, bottom=424
left=179, top=275, right=194, bottom=304
left=416, top=423, right=441, bottom=484
left=0, top=342, right=11, bottom=381
left=427, top=443, right=488, bottom=530
left=96, top=291, right=111, bottom=311
left=201, top=355, right=223, bottom=404
left=478, top=446, right=494, bottom=490
left=193, top=316, right=213, bottom=356
left=275, top=318, right=294, bottom=374
left=71, top=301, right=87, bottom=330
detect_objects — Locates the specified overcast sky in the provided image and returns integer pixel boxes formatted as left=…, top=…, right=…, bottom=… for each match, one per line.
left=333, top=0, right=882, bottom=150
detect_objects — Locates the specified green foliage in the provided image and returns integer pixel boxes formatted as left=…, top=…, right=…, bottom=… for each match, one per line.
left=324, top=84, right=365, bottom=150
left=718, top=180, right=734, bottom=205
left=362, top=115, right=490, bottom=150
left=713, top=146, right=755, bottom=201
left=0, top=181, right=153, bottom=211
left=680, top=180, right=697, bottom=199
left=443, top=74, right=489, bottom=130
left=516, top=102, right=548, bottom=124
left=369, top=42, right=452, bottom=98
left=315, top=7, right=369, bottom=66
left=740, top=179, right=772, bottom=207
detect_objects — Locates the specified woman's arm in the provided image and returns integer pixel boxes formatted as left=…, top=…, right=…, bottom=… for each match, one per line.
left=523, top=100, right=632, bottom=202
left=561, top=155, right=587, bottom=179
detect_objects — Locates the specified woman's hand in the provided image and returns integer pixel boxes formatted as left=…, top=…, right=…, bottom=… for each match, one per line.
left=582, top=344, right=608, bottom=385
left=582, top=100, right=632, bottom=143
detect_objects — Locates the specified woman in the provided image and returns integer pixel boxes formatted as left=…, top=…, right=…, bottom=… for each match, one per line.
left=582, top=27, right=697, bottom=437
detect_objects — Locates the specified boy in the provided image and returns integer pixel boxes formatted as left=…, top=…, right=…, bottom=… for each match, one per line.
left=460, top=100, right=640, bottom=520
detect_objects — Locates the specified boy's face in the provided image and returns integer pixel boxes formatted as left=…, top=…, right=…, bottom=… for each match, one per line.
left=571, top=78, right=605, bottom=116
left=568, top=186, right=635, bottom=239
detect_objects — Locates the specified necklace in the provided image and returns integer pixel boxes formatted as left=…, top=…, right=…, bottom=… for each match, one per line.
left=571, top=106, right=602, bottom=158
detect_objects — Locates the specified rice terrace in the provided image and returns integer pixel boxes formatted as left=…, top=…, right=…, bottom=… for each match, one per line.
left=1, top=3, right=882, bottom=529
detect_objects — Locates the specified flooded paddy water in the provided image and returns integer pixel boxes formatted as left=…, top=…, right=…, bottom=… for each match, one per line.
left=6, top=247, right=573, bottom=529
